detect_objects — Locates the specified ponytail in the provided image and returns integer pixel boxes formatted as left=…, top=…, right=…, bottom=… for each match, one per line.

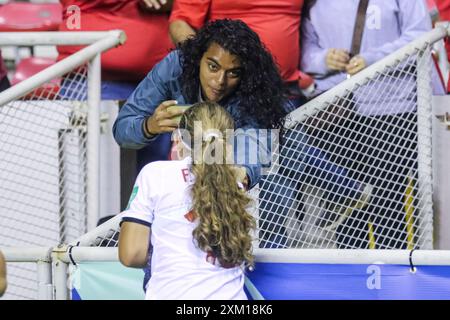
left=181, top=102, right=256, bottom=268
left=191, top=159, right=255, bottom=268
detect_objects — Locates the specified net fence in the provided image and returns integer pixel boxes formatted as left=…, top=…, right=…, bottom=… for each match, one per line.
left=0, top=66, right=89, bottom=299
left=259, top=45, right=435, bottom=249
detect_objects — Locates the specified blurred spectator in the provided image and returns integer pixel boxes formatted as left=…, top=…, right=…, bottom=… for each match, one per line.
left=301, top=0, right=443, bottom=96
left=0, top=250, right=6, bottom=297
left=0, top=50, right=11, bottom=93
left=428, top=0, right=441, bottom=23
left=57, top=0, right=174, bottom=100
left=58, top=1, right=174, bottom=195
left=169, top=0, right=313, bottom=111
left=301, top=0, right=441, bottom=249
left=423, top=0, right=449, bottom=93
left=436, top=0, right=450, bottom=91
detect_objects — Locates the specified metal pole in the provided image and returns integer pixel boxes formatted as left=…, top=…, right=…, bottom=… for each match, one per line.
left=254, top=249, right=450, bottom=265
left=2, top=247, right=53, bottom=299
left=59, top=247, right=118, bottom=263
left=37, top=260, right=53, bottom=300
left=52, top=247, right=69, bottom=300
left=70, top=214, right=121, bottom=246
left=0, top=31, right=125, bottom=107
left=0, top=30, right=126, bottom=46
left=87, top=54, right=101, bottom=231
left=1, top=247, right=51, bottom=262
left=57, top=129, right=70, bottom=244
left=416, top=49, right=434, bottom=250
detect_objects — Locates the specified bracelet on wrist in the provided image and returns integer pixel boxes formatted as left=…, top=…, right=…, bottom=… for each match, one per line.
left=142, top=117, right=155, bottom=139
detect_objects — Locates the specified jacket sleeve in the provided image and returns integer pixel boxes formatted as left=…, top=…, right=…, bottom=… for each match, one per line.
left=112, top=52, right=178, bottom=149
left=233, top=121, right=275, bottom=189
left=235, top=129, right=261, bottom=189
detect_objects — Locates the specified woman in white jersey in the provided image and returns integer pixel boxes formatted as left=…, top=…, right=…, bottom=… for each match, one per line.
left=118, top=101, right=255, bottom=300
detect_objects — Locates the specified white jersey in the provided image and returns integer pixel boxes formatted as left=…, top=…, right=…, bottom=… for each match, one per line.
left=121, top=157, right=247, bottom=300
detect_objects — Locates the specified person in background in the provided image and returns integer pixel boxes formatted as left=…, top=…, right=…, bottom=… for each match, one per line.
left=0, top=50, right=11, bottom=93
left=428, top=0, right=441, bottom=24
left=301, top=0, right=443, bottom=96
left=0, top=250, right=7, bottom=297
left=301, top=0, right=444, bottom=248
left=119, top=101, right=255, bottom=300
left=57, top=0, right=174, bottom=100
left=58, top=0, right=175, bottom=214
left=168, top=0, right=314, bottom=111
left=436, top=0, right=450, bottom=92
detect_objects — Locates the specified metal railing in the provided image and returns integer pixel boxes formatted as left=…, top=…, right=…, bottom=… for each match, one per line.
left=0, top=30, right=125, bottom=300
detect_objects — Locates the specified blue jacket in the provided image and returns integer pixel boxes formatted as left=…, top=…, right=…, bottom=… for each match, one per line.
left=113, top=50, right=264, bottom=188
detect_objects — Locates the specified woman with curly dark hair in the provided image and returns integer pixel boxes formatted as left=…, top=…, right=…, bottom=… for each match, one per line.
left=113, top=18, right=286, bottom=189
left=178, top=19, right=286, bottom=132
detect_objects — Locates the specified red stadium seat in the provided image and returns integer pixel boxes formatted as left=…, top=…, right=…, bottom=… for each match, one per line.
left=12, top=57, right=60, bottom=99
left=0, top=2, right=62, bottom=32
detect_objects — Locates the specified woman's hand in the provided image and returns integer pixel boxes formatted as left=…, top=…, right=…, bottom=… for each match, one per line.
left=145, top=100, right=186, bottom=135
left=345, top=55, right=367, bottom=76
left=326, top=48, right=350, bottom=72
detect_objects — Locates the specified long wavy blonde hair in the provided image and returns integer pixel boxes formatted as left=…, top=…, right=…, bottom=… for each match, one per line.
left=179, top=101, right=255, bottom=268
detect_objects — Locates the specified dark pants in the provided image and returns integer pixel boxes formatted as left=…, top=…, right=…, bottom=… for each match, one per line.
left=258, top=124, right=364, bottom=248
left=0, top=76, right=11, bottom=92
left=318, top=112, right=418, bottom=249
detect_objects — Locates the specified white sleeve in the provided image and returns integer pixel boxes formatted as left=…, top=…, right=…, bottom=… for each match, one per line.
left=301, top=15, right=330, bottom=77
left=360, top=0, right=431, bottom=66
left=121, top=166, right=157, bottom=227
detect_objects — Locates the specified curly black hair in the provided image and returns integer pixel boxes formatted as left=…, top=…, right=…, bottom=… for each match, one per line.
left=302, top=0, right=317, bottom=19
left=178, top=19, right=287, bottom=130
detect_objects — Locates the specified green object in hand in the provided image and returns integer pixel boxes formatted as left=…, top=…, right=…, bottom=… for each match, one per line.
left=167, top=105, right=191, bottom=123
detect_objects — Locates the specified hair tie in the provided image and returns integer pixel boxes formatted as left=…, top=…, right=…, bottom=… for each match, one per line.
left=204, top=132, right=221, bottom=141
left=177, top=128, right=192, bottom=151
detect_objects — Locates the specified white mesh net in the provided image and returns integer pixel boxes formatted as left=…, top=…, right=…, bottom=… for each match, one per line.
left=0, top=66, right=89, bottom=299
left=258, top=45, right=434, bottom=249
